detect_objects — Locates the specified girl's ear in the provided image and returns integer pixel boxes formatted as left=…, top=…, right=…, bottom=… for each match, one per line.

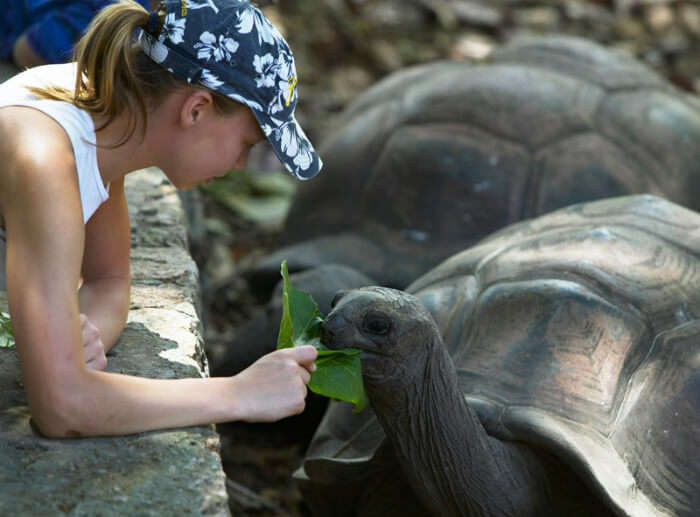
left=180, top=89, right=214, bottom=128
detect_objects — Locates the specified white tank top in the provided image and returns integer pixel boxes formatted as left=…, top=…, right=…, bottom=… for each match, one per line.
left=0, top=64, right=109, bottom=226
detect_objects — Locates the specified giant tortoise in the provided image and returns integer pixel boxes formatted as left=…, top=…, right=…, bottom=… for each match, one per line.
left=295, top=195, right=700, bottom=517
left=251, top=35, right=700, bottom=291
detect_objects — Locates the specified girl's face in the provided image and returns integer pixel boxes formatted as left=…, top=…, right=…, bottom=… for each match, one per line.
left=164, top=103, right=265, bottom=190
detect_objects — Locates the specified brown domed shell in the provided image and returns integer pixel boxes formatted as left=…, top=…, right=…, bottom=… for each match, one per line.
left=261, top=36, right=700, bottom=289
left=297, top=195, right=700, bottom=517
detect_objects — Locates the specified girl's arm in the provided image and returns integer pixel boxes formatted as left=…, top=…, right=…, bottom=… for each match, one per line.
left=3, top=114, right=316, bottom=438
left=78, top=178, right=131, bottom=353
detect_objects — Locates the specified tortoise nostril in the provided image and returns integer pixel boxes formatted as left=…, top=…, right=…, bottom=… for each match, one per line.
left=322, top=313, right=346, bottom=348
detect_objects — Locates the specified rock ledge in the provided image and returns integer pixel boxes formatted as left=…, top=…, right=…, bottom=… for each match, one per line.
left=0, top=169, right=230, bottom=516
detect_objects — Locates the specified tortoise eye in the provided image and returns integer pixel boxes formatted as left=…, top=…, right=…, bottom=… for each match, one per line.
left=362, top=312, right=391, bottom=336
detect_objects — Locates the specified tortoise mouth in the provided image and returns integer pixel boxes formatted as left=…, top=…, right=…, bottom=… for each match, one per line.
left=320, top=313, right=352, bottom=350
left=321, top=318, right=387, bottom=357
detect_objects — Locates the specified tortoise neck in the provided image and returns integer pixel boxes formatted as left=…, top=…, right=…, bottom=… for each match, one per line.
left=369, top=337, right=522, bottom=516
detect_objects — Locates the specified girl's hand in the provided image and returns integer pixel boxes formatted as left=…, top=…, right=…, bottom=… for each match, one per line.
left=230, top=345, right=318, bottom=422
left=80, top=313, right=107, bottom=371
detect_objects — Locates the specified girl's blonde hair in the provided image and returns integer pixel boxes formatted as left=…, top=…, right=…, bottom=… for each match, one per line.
left=30, top=0, right=240, bottom=147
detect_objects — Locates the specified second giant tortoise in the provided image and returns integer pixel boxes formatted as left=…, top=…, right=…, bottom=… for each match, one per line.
left=252, top=36, right=700, bottom=290
left=296, top=195, right=700, bottom=517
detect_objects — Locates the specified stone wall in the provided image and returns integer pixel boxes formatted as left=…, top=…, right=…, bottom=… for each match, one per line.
left=0, top=169, right=230, bottom=516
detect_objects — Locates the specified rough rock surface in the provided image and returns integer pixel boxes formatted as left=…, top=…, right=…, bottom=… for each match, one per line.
left=0, top=169, right=229, bottom=516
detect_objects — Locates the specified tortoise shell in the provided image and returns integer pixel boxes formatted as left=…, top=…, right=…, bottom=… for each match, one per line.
left=254, top=36, right=700, bottom=289
left=296, top=195, right=700, bottom=517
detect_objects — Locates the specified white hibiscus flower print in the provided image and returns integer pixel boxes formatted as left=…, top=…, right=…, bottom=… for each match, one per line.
left=261, top=117, right=283, bottom=137
left=227, top=92, right=263, bottom=112
left=186, top=0, right=219, bottom=14
left=138, top=32, right=169, bottom=64
left=269, top=93, right=283, bottom=115
left=279, top=122, right=313, bottom=171
left=290, top=124, right=313, bottom=170
left=200, top=69, right=224, bottom=89
left=265, top=52, right=296, bottom=113
left=293, top=145, right=313, bottom=171
left=253, top=53, right=277, bottom=88
left=194, top=31, right=239, bottom=62
left=280, top=124, right=298, bottom=157
left=236, top=6, right=283, bottom=46
left=269, top=77, right=297, bottom=115
left=161, top=13, right=186, bottom=44
left=275, top=51, right=295, bottom=81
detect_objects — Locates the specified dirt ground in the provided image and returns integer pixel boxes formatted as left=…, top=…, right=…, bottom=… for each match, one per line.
left=192, top=1, right=700, bottom=515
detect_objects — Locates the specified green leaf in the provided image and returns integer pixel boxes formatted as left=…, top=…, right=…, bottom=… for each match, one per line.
left=311, top=348, right=368, bottom=411
left=0, top=312, right=15, bottom=348
left=276, top=261, right=368, bottom=412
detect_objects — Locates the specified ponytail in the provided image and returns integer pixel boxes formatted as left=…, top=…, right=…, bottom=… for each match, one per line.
left=72, top=0, right=154, bottom=145
left=29, top=0, right=240, bottom=147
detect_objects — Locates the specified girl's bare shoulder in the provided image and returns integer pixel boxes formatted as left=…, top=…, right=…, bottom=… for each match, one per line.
left=0, top=106, right=79, bottom=217
left=0, top=104, right=76, bottom=177
left=0, top=63, right=78, bottom=160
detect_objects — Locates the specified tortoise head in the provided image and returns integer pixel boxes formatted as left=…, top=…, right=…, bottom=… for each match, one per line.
left=322, top=286, right=442, bottom=389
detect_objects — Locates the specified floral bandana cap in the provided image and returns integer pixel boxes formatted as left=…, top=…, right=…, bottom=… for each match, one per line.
left=136, top=0, right=322, bottom=179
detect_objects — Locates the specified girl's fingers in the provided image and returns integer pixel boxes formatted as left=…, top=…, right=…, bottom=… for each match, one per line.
left=299, top=366, right=311, bottom=385
left=86, top=353, right=107, bottom=371
left=277, top=345, right=318, bottom=373
left=291, top=345, right=318, bottom=370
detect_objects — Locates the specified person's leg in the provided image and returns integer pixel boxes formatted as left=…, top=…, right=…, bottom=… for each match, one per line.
left=11, top=34, right=45, bottom=68
left=0, top=1, right=29, bottom=63
left=21, top=2, right=102, bottom=64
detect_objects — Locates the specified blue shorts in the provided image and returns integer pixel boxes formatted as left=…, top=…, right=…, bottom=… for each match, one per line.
left=0, top=1, right=151, bottom=64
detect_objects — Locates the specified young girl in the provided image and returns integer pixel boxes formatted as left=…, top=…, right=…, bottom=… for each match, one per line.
left=0, top=0, right=322, bottom=438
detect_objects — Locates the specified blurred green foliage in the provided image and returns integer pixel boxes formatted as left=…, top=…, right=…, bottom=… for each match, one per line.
left=199, top=169, right=297, bottom=229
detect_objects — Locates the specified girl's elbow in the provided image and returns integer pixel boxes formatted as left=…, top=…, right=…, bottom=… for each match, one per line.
left=29, top=390, right=92, bottom=439
left=31, top=410, right=78, bottom=439
left=31, top=419, right=77, bottom=439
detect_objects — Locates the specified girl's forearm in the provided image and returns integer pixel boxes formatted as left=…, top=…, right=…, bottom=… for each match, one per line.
left=40, top=371, right=237, bottom=437
left=78, top=276, right=130, bottom=351
left=33, top=345, right=318, bottom=438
